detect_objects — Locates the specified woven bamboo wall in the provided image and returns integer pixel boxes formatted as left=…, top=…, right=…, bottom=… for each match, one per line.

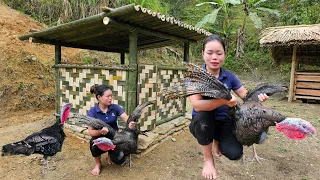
left=156, top=66, right=186, bottom=126
left=59, top=64, right=186, bottom=130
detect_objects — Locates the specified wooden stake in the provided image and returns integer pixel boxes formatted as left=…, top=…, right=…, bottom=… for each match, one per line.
left=288, top=46, right=297, bottom=102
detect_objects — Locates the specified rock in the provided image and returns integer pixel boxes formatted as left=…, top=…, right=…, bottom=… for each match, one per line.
left=68, top=125, right=86, bottom=133
left=153, top=123, right=175, bottom=135
left=160, top=135, right=172, bottom=143
left=169, top=117, right=189, bottom=127
left=138, top=131, right=159, bottom=150
left=185, top=113, right=192, bottom=120
left=171, top=137, right=176, bottom=142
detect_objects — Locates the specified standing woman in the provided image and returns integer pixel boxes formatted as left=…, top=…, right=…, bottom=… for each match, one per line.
left=188, top=34, right=268, bottom=179
left=87, top=84, right=135, bottom=176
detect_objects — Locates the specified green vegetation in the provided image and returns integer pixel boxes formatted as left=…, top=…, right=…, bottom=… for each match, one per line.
left=1, top=0, right=320, bottom=84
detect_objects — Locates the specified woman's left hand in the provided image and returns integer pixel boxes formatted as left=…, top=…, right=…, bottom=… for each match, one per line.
left=128, top=121, right=136, bottom=129
left=258, top=93, right=269, bottom=102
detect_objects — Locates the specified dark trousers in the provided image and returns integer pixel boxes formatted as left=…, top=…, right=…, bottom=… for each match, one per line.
left=189, top=111, right=243, bottom=160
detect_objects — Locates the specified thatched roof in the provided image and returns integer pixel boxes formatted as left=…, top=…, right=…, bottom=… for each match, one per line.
left=260, top=24, right=320, bottom=47
left=19, top=4, right=211, bottom=53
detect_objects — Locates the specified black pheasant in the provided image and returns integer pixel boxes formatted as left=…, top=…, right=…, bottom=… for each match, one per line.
left=68, top=100, right=155, bottom=165
left=162, top=63, right=316, bottom=162
left=2, top=103, right=72, bottom=173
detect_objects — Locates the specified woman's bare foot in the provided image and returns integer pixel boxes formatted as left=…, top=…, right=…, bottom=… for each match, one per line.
left=91, top=164, right=101, bottom=176
left=213, top=141, right=222, bottom=157
left=202, top=159, right=218, bottom=179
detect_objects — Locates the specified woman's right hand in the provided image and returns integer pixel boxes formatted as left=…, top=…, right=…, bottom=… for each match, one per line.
left=225, top=94, right=238, bottom=107
left=100, top=127, right=109, bottom=135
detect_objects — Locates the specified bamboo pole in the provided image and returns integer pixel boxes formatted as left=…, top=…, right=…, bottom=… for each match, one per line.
left=127, top=29, right=138, bottom=114
left=102, top=17, right=191, bottom=43
left=121, top=52, right=125, bottom=64
left=184, top=42, right=190, bottom=63
left=19, top=13, right=107, bottom=40
left=101, top=4, right=137, bottom=18
left=288, top=46, right=297, bottom=102
left=28, top=37, right=126, bottom=53
left=55, top=44, right=61, bottom=120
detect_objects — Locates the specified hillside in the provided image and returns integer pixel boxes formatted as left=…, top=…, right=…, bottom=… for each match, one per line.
left=0, top=3, right=80, bottom=119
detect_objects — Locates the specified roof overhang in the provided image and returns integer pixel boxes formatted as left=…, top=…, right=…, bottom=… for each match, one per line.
left=19, top=4, right=211, bottom=53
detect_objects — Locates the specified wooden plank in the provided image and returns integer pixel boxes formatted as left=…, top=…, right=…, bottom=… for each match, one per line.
left=295, top=89, right=320, bottom=96
left=296, top=72, right=320, bottom=75
left=294, top=95, right=320, bottom=100
left=296, top=75, right=320, bottom=82
left=296, top=82, right=320, bottom=89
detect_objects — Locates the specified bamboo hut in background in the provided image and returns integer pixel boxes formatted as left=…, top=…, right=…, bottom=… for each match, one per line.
left=260, top=24, right=320, bottom=102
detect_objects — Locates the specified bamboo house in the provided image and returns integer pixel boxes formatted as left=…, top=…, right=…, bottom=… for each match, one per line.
left=18, top=4, right=211, bottom=131
left=260, top=24, right=320, bottom=102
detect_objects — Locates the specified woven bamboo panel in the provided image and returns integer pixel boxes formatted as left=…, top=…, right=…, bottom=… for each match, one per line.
left=137, top=65, right=157, bottom=131
left=58, top=65, right=186, bottom=130
left=59, top=67, right=127, bottom=123
left=156, top=68, right=185, bottom=123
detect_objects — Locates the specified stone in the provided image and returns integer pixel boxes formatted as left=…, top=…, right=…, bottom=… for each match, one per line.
left=82, top=129, right=89, bottom=135
left=169, top=117, right=189, bottom=127
left=138, top=131, right=159, bottom=150
left=68, top=125, right=86, bottom=133
left=153, top=123, right=175, bottom=135
left=185, top=113, right=192, bottom=120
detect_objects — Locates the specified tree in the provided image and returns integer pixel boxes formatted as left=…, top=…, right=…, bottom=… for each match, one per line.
left=235, top=0, right=279, bottom=59
left=195, top=0, right=241, bottom=51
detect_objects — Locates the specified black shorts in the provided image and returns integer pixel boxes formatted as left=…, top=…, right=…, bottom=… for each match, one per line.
left=189, top=111, right=243, bottom=160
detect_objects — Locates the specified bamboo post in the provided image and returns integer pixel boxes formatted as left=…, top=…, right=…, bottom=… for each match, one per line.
left=288, top=46, right=297, bottom=102
left=55, top=44, right=61, bottom=120
left=127, top=29, right=138, bottom=114
left=184, top=42, right=189, bottom=63
left=183, top=42, right=190, bottom=115
left=121, top=52, right=125, bottom=64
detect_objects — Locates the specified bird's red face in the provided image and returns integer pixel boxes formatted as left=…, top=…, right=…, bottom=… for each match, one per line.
left=276, top=118, right=316, bottom=140
left=61, top=103, right=72, bottom=125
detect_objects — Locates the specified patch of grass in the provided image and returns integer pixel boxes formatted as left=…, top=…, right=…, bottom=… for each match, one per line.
left=274, top=146, right=289, bottom=153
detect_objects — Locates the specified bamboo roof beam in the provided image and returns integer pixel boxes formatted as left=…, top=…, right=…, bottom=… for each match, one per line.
left=29, top=37, right=127, bottom=53
left=102, top=17, right=192, bottom=43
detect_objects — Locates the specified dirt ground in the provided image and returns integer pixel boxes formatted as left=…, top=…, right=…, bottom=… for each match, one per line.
left=0, top=99, right=319, bottom=180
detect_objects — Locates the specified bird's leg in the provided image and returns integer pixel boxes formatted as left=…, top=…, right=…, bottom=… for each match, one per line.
left=40, top=157, right=48, bottom=174
left=121, top=155, right=134, bottom=167
left=241, top=154, right=246, bottom=165
left=252, top=144, right=264, bottom=164
left=129, top=154, right=134, bottom=168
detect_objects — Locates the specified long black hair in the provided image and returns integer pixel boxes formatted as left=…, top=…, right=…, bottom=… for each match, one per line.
left=90, top=84, right=112, bottom=100
left=202, top=34, right=226, bottom=52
